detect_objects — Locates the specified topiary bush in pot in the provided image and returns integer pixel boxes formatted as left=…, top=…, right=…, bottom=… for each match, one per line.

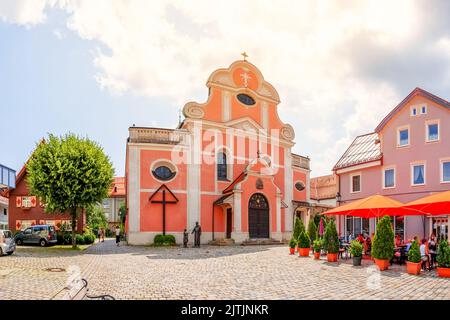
left=436, top=240, right=450, bottom=278
left=297, top=231, right=311, bottom=257
left=349, top=240, right=363, bottom=266
left=307, top=219, right=317, bottom=244
left=371, top=216, right=394, bottom=270
left=289, top=238, right=297, bottom=254
left=323, top=219, right=339, bottom=262
left=406, top=240, right=421, bottom=275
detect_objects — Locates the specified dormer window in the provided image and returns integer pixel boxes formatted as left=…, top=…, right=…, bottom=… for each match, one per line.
left=411, top=107, right=417, bottom=116
left=237, top=93, right=255, bottom=106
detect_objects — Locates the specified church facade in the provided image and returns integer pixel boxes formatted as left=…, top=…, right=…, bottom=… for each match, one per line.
left=125, top=59, right=311, bottom=244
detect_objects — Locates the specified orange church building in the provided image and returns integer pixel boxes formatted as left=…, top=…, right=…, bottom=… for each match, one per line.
left=125, top=59, right=311, bottom=244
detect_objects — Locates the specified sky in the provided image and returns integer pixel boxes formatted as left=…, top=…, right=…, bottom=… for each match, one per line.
left=0, top=0, right=449, bottom=178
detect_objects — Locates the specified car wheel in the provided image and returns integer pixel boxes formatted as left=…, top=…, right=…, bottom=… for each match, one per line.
left=39, top=239, right=47, bottom=247
left=16, top=238, right=23, bottom=246
left=0, top=247, right=3, bottom=256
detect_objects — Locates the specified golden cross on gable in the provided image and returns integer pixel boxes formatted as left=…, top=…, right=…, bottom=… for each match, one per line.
left=241, top=51, right=248, bottom=61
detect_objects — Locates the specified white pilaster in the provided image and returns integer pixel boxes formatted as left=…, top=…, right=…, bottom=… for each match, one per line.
left=222, top=91, right=231, bottom=122
left=233, top=190, right=242, bottom=232
left=284, top=149, right=293, bottom=233
left=261, top=101, right=268, bottom=130
left=187, top=122, right=202, bottom=229
left=128, top=145, right=140, bottom=233
left=276, top=192, right=281, bottom=233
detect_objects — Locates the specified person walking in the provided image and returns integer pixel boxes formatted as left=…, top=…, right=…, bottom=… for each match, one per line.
left=115, top=225, right=121, bottom=247
left=101, top=228, right=105, bottom=243
left=191, top=222, right=202, bottom=248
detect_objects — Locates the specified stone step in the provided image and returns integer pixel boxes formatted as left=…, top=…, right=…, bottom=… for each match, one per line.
left=209, top=238, right=236, bottom=246
left=241, top=238, right=284, bottom=246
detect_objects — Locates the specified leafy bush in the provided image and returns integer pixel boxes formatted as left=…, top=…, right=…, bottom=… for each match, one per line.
left=371, top=216, right=394, bottom=260
left=407, top=240, right=421, bottom=263
left=57, top=232, right=73, bottom=245
left=153, top=234, right=176, bottom=246
left=323, top=219, right=339, bottom=254
left=83, top=233, right=96, bottom=244
left=298, top=231, right=311, bottom=249
left=75, top=234, right=85, bottom=245
left=349, top=240, right=363, bottom=257
left=289, top=238, right=297, bottom=249
left=307, top=219, right=317, bottom=244
left=293, top=217, right=305, bottom=241
left=436, top=240, right=450, bottom=268
left=313, top=239, right=322, bottom=253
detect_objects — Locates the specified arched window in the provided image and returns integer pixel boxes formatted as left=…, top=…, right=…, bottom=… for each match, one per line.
left=217, top=152, right=227, bottom=180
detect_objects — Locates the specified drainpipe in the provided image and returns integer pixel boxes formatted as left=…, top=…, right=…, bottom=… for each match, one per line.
left=212, top=204, right=215, bottom=241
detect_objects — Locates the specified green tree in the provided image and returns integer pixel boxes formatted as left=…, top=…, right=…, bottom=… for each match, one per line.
left=87, top=205, right=108, bottom=231
left=371, top=216, right=394, bottom=260
left=407, top=240, right=420, bottom=263
left=27, top=134, right=114, bottom=248
left=307, top=219, right=317, bottom=244
left=298, top=230, right=311, bottom=249
left=323, top=218, right=339, bottom=253
left=118, top=201, right=126, bottom=224
left=436, top=240, right=450, bottom=268
left=292, top=216, right=305, bottom=241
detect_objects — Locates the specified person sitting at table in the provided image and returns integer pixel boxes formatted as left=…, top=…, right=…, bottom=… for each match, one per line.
left=395, top=234, right=402, bottom=247
left=357, top=234, right=364, bottom=243
left=420, top=238, right=431, bottom=271
left=364, top=236, right=371, bottom=255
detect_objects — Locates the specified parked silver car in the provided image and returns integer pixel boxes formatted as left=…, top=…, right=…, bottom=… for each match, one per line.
left=0, top=230, right=16, bottom=256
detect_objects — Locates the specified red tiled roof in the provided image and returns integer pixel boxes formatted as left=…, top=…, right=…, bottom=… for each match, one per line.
left=333, top=133, right=382, bottom=170
left=310, top=174, right=337, bottom=200
left=375, top=87, right=450, bottom=133
left=109, top=177, right=126, bottom=197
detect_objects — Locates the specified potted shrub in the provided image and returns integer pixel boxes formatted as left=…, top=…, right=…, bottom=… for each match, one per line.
left=349, top=240, right=363, bottom=266
left=293, top=217, right=305, bottom=252
left=436, top=240, right=450, bottom=278
left=371, top=216, right=394, bottom=271
left=313, top=239, right=322, bottom=259
left=406, top=240, right=421, bottom=275
left=298, top=231, right=311, bottom=257
left=307, top=219, right=317, bottom=245
left=289, top=238, right=297, bottom=255
left=323, top=219, right=339, bottom=262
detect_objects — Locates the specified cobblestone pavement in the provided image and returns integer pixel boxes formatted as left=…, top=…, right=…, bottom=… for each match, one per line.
left=0, top=239, right=449, bottom=300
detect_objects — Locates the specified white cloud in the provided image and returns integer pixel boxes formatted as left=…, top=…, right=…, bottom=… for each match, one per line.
left=1, top=0, right=449, bottom=176
left=0, top=0, right=52, bottom=26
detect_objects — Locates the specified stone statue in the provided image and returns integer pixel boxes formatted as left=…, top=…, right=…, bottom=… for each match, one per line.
left=183, top=228, right=189, bottom=248
left=191, top=222, right=202, bottom=247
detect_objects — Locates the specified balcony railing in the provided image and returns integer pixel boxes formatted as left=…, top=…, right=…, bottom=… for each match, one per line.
left=292, top=153, right=310, bottom=170
left=128, top=127, right=189, bottom=145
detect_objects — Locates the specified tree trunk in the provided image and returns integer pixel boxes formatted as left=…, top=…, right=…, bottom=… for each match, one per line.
left=71, top=208, right=77, bottom=249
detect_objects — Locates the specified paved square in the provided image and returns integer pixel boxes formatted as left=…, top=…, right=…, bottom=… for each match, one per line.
left=0, top=239, right=449, bottom=300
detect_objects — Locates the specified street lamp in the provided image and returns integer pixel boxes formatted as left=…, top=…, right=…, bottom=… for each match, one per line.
left=336, top=192, right=342, bottom=205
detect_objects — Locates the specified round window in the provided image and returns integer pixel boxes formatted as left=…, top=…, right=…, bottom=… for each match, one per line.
left=295, top=182, right=305, bottom=191
left=237, top=93, right=256, bottom=106
left=152, top=166, right=176, bottom=181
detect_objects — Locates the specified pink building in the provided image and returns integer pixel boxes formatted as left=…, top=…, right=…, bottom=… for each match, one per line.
left=333, top=88, right=450, bottom=242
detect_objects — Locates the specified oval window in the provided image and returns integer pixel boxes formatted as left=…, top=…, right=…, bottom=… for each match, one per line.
left=152, top=166, right=176, bottom=181
left=237, top=93, right=256, bottom=106
left=295, top=182, right=305, bottom=191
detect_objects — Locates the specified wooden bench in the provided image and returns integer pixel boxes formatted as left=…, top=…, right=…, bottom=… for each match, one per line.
left=66, top=278, right=115, bottom=300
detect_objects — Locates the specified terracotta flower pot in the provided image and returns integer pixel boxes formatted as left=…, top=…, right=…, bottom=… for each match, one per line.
left=298, top=248, right=310, bottom=257
left=289, top=247, right=295, bottom=255
left=374, top=258, right=390, bottom=271
left=313, top=251, right=320, bottom=259
left=327, top=253, right=338, bottom=262
left=437, top=267, right=450, bottom=278
left=406, top=261, right=421, bottom=275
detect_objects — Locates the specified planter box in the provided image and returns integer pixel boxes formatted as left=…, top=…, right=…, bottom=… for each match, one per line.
left=352, top=256, right=362, bottom=266
left=406, top=261, right=421, bottom=275
left=313, top=251, right=320, bottom=259
left=374, top=258, right=389, bottom=271
left=437, top=267, right=450, bottom=278
left=289, top=247, right=295, bottom=255
left=327, top=253, right=338, bottom=262
left=298, top=248, right=310, bottom=257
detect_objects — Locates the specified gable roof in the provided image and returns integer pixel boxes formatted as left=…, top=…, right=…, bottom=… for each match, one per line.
left=375, top=87, right=450, bottom=133
left=333, top=132, right=381, bottom=170
left=109, top=177, right=126, bottom=197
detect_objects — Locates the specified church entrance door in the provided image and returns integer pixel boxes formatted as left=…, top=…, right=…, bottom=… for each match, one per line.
left=248, top=193, right=269, bottom=238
